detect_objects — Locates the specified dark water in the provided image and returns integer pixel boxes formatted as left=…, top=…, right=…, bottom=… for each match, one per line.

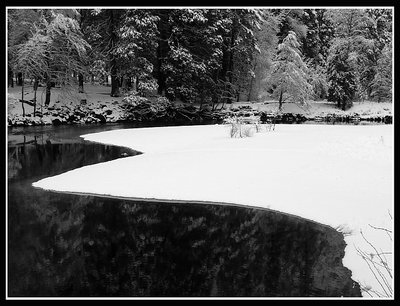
left=7, top=123, right=361, bottom=297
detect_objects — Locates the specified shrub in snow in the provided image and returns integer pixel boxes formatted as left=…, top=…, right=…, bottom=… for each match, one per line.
left=230, top=122, right=241, bottom=138
left=122, top=94, right=149, bottom=107
left=241, top=125, right=255, bottom=137
left=121, top=93, right=175, bottom=121
left=255, top=123, right=263, bottom=133
left=224, top=117, right=256, bottom=138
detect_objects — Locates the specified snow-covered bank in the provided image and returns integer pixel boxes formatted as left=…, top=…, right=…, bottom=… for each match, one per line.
left=32, top=124, right=394, bottom=297
left=231, top=100, right=393, bottom=118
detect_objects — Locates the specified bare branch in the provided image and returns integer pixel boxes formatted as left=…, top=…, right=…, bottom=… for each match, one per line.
left=368, top=224, right=392, bottom=234
left=360, top=230, right=392, bottom=279
left=355, top=246, right=390, bottom=297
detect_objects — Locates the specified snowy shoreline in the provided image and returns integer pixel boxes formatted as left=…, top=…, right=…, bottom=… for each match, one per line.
left=32, top=123, right=394, bottom=298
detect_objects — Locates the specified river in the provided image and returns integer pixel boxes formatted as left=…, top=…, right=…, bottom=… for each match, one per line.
left=7, top=123, right=361, bottom=297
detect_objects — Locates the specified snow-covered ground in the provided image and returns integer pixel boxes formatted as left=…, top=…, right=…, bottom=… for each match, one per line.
left=32, top=124, right=394, bottom=298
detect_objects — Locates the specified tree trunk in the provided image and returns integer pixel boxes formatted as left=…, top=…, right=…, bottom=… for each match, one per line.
left=109, top=10, right=120, bottom=97
left=78, top=73, right=84, bottom=93
left=247, top=76, right=254, bottom=101
left=121, top=75, right=131, bottom=92
left=278, top=90, right=283, bottom=111
left=33, top=79, right=38, bottom=116
left=132, top=76, right=137, bottom=92
left=21, top=77, right=25, bottom=117
left=136, top=77, right=141, bottom=96
left=45, top=80, right=52, bottom=106
left=120, top=75, right=126, bottom=92
left=17, top=72, right=23, bottom=86
left=126, top=76, right=132, bottom=90
left=111, top=70, right=120, bottom=97
left=155, top=10, right=170, bottom=95
left=226, top=17, right=238, bottom=105
left=8, top=67, right=14, bottom=87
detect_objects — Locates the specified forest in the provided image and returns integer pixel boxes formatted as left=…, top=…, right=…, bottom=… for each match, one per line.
left=8, top=8, right=393, bottom=113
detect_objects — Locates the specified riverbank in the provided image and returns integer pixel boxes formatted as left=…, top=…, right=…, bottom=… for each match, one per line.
left=7, top=84, right=393, bottom=127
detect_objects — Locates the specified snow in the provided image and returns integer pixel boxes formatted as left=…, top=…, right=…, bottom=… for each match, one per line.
left=32, top=123, right=394, bottom=298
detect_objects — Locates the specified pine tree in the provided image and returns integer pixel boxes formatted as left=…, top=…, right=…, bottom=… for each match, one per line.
left=327, top=8, right=392, bottom=101
left=80, top=9, right=125, bottom=97
left=116, top=9, right=159, bottom=96
left=301, top=9, right=334, bottom=65
left=229, top=9, right=268, bottom=103
left=247, top=10, right=280, bottom=101
left=327, top=39, right=357, bottom=110
left=266, top=31, right=312, bottom=111
left=159, top=9, right=215, bottom=104
left=370, top=44, right=392, bottom=102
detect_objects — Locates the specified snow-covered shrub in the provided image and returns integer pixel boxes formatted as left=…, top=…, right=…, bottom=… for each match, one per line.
left=150, top=96, right=173, bottom=113
left=230, top=122, right=241, bottom=138
left=122, top=94, right=149, bottom=107
left=137, top=77, right=158, bottom=97
left=224, top=117, right=255, bottom=138
left=121, top=93, right=175, bottom=121
left=241, top=125, right=255, bottom=137
left=255, top=123, right=264, bottom=133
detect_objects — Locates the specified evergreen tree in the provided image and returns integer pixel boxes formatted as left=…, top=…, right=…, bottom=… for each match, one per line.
left=357, top=9, right=392, bottom=100
left=160, top=9, right=218, bottom=104
left=301, top=9, right=334, bottom=65
left=151, top=9, right=262, bottom=108
left=370, top=44, right=392, bottom=102
left=247, top=10, right=280, bottom=101
left=307, top=59, right=329, bottom=100
left=327, top=8, right=392, bottom=101
left=274, top=9, right=307, bottom=43
left=229, top=9, right=267, bottom=103
left=80, top=9, right=125, bottom=97
left=116, top=9, right=159, bottom=96
left=326, top=39, right=357, bottom=110
left=265, top=31, right=312, bottom=111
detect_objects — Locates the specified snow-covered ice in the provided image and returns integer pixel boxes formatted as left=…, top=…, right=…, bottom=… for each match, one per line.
left=32, top=124, right=394, bottom=297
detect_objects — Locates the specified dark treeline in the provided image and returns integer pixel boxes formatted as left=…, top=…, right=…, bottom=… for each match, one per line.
left=8, top=8, right=392, bottom=111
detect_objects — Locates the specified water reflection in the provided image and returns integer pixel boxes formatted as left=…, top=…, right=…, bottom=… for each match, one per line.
left=8, top=135, right=138, bottom=182
left=7, top=125, right=361, bottom=297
